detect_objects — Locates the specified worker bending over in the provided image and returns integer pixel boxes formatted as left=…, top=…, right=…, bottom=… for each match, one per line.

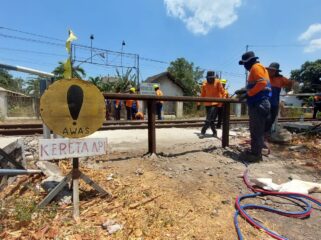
left=237, top=51, right=271, bottom=162
left=200, top=71, right=225, bottom=137
left=154, top=84, right=163, bottom=120
left=135, top=112, right=144, bottom=120
left=265, top=62, right=294, bottom=134
left=214, top=79, right=229, bottom=129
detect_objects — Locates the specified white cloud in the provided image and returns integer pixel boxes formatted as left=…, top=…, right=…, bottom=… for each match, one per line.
left=299, top=23, right=321, bottom=53
left=299, top=23, right=321, bottom=41
left=164, top=0, right=242, bottom=35
left=304, top=38, right=321, bottom=53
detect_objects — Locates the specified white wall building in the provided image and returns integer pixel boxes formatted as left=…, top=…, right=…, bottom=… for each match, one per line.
left=280, top=89, right=303, bottom=106
left=145, top=72, right=185, bottom=118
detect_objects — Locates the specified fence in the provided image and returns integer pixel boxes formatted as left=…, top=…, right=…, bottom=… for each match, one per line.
left=103, top=93, right=240, bottom=153
left=6, top=95, right=40, bottom=118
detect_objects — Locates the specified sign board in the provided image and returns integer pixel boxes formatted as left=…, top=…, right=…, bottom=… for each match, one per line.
left=39, top=138, right=107, bottom=161
left=40, top=78, right=106, bottom=138
left=140, top=83, right=160, bottom=95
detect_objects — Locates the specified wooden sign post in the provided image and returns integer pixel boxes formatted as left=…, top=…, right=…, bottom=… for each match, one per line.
left=38, top=78, right=111, bottom=220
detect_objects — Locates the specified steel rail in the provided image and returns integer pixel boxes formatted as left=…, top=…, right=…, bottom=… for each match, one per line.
left=0, top=118, right=317, bottom=136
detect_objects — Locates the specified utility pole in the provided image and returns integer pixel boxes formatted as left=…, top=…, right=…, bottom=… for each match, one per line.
left=136, top=54, right=140, bottom=87
left=90, top=35, right=94, bottom=63
left=121, top=40, right=126, bottom=77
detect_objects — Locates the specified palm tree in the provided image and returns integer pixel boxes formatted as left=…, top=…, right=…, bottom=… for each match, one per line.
left=25, top=78, right=40, bottom=97
left=114, top=68, right=137, bottom=92
left=52, top=61, right=86, bottom=80
left=88, top=76, right=103, bottom=90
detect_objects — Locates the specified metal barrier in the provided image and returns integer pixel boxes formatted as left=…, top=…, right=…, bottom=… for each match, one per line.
left=103, top=93, right=240, bottom=154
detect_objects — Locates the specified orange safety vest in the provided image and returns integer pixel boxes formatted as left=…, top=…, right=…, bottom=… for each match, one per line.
left=125, top=100, right=139, bottom=109
left=200, top=79, right=225, bottom=106
left=156, top=89, right=164, bottom=104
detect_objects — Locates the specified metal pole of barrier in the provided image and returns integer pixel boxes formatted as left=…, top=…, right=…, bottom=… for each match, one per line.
left=222, top=103, right=230, bottom=148
left=40, top=80, right=51, bottom=139
left=72, top=157, right=80, bottom=220
left=147, top=100, right=156, bottom=154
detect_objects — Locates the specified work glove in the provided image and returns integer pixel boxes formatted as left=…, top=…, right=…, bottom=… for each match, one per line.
left=238, top=93, right=248, bottom=102
left=234, top=88, right=247, bottom=95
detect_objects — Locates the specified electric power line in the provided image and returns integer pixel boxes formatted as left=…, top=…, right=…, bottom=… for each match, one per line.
left=0, top=33, right=64, bottom=47
left=0, top=26, right=65, bottom=42
left=248, top=44, right=307, bottom=48
left=0, top=47, right=66, bottom=57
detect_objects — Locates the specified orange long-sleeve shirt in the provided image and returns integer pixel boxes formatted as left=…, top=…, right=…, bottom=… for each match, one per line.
left=201, top=79, right=225, bottom=106
left=247, top=63, right=270, bottom=97
left=314, top=96, right=321, bottom=101
left=270, top=76, right=293, bottom=88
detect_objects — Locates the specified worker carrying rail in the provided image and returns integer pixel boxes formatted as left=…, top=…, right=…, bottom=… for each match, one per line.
left=265, top=62, right=295, bottom=134
left=236, top=51, right=271, bottom=162
left=200, top=71, right=225, bottom=137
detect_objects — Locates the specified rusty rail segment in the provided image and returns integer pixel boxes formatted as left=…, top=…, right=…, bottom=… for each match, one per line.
left=103, top=93, right=240, bottom=153
left=0, top=117, right=315, bottom=129
left=0, top=118, right=317, bottom=135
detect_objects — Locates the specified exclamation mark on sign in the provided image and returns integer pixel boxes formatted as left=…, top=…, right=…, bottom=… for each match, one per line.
left=67, top=85, right=84, bottom=125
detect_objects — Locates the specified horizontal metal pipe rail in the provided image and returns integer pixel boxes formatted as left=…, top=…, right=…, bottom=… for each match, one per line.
left=0, top=169, right=42, bottom=176
left=103, top=93, right=241, bottom=103
left=103, top=93, right=242, bottom=152
left=0, top=117, right=312, bottom=129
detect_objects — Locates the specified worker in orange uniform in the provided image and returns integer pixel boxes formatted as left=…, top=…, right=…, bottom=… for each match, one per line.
left=237, top=51, right=271, bottom=162
left=154, top=84, right=163, bottom=120
left=214, top=79, right=229, bottom=129
left=135, top=111, right=144, bottom=120
left=200, top=71, right=225, bottom=137
left=113, top=87, right=122, bottom=120
left=313, top=93, right=321, bottom=119
left=125, top=87, right=139, bottom=120
left=265, top=62, right=294, bottom=133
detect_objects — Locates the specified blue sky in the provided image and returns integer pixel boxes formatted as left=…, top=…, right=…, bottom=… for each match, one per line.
left=1, top=0, right=321, bottom=92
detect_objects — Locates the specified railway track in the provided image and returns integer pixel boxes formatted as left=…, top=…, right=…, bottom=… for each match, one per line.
left=0, top=118, right=317, bottom=136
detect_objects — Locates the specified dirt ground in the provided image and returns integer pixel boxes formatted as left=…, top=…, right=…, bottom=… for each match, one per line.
left=1, top=127, right=321, bottom=240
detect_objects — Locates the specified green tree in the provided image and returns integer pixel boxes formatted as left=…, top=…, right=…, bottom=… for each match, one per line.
left=25, top=78, right=40, bottom=97
left=290, top=59, right=321, bottom=93
left=88, top=76, right=103, bottom=90
left=0, top=69, right=25, bottom=92
left=167, top=58, right=204, bottom=96
left=52, top=61, right=86, bottom=80
left=114, top=68, right=137, bottom=92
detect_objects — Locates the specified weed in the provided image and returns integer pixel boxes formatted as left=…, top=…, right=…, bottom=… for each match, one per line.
left=14, top=199, right=36, bottom=222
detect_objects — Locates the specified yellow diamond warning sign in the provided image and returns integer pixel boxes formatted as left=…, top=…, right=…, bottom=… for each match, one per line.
left=40, top=78, right=105, bottom=138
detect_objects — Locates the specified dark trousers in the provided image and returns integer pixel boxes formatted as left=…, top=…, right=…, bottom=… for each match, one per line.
left=156, top=102, right=163, bottom=120
left=202, top=106, right=218, bottom=134
left=126, top=107, right=132, bottom=120
left=248, top=99, right=271, bottom=155
left=132, top=108, right=138, bottom=120
left=265, top=104, right=279, bottom=133
left=114, top=107, right=121, bottom=120
left=214, top=107, right=223, bottom=128
left=313, top=106, right=321, bottom=119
